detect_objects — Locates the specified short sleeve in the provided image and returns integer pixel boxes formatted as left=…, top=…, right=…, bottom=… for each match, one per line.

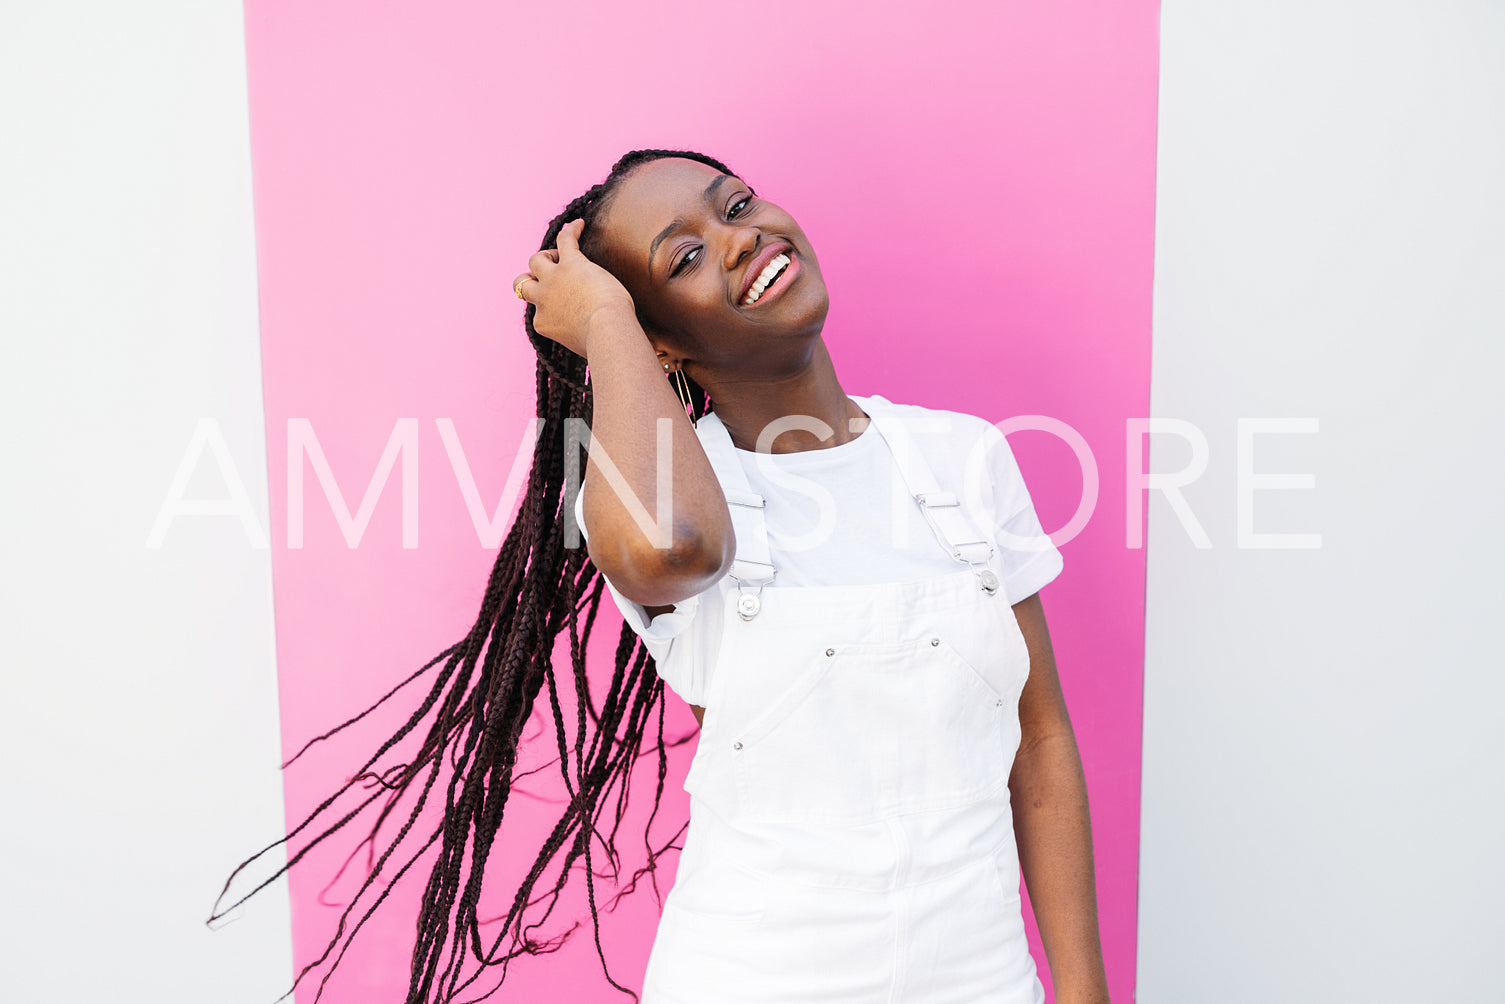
left=572, top=489, right=701, bottom=665
left=972, top=421, right=1065, bottom=603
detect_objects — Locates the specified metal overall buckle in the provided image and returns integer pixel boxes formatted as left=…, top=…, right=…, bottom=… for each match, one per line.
left=967, top=559, right=1001, bottom=596
left=914, top=491, right=999, bottom=595
left=725, top=490, right=776, bottom=620
left=729, top=560, right=776, bottom=620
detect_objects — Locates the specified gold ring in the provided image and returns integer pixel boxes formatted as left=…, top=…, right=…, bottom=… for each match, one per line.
left=513, top=275, right=532, bottom=300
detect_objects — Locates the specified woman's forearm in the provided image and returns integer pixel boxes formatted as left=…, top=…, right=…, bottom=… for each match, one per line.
left=578, top=307, right=733, bottom=605
left=1009, top=729, right=1110, bottom=1004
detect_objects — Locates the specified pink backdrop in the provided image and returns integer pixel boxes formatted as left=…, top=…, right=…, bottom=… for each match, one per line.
left=243, top=1, right=1158, bottom=1000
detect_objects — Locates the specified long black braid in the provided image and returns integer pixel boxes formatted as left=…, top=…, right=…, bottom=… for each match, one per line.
left=211, top=149, right=733, bottom=1002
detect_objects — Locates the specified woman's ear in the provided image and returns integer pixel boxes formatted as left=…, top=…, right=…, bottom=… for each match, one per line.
left=643, top=326, right=674, bottom=369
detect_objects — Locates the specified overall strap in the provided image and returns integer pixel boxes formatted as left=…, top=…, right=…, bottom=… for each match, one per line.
left=860, top=395, right=1001, bottom=595
left=695, top=412, right=776, bottom=620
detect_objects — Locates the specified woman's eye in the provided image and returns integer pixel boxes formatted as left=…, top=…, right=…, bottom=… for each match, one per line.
left=669, top=197, right=752, bottom=277
left=671, top=247, right=700, bottom=277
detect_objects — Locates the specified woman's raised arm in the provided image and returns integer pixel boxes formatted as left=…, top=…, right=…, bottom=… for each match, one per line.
left=517, top=219, right=733, bottom=607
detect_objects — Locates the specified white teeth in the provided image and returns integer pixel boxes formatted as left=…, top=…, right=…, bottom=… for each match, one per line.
left=742, top=253, right=791, bottom=305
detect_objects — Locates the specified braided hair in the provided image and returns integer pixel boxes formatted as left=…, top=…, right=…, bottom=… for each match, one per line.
left=212, top=149, right=736, bottom=1002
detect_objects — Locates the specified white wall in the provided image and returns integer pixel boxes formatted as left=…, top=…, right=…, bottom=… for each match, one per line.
left=0, top=4, right=293, bottom=1002
left=1140, top=2, right=1505, bottom=1001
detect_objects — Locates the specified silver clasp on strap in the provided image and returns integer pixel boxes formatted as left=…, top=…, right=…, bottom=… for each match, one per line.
left=725, top=491, right=775, bottom=619
left=729, top=559, right=776, bottom=620
left=914, top=491, right=999, bottom=595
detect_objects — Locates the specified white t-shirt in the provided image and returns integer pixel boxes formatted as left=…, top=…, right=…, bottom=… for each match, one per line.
left=572, top=395, right=1064, bottom=707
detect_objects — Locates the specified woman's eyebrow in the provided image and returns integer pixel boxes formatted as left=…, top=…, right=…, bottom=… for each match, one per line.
left=647, top=174, right=734, bottom=274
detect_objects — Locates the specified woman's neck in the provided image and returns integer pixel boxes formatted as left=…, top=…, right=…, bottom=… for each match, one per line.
left=706, top=341, right=871, bottom=454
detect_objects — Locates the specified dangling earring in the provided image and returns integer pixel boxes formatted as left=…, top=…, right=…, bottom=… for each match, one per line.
left=671, top=367, right=693, bottom=416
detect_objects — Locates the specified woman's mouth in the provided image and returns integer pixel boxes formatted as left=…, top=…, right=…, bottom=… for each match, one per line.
left=741, top=252, right=797, bottom=306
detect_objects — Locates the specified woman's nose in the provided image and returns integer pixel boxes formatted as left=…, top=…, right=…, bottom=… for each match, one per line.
left=722, top=223, right=760, bottom=272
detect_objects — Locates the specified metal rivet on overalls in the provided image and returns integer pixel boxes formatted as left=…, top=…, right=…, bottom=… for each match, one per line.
left=732, top=741, right=743, bottom=750
left=737, top=593, right=761, bottom=620
left=930, top=637, right=940, bottom=646
left=979, top=569, right=1000, bottom=595
left=995, top=698, right=1004, bottom=707
left=825, top=647, right=834, bottom=657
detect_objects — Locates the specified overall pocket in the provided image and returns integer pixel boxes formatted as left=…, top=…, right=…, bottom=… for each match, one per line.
left=730, top=635, right=1013, bottom=827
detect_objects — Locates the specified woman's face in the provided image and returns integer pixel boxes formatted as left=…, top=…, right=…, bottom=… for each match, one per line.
left=590, top=157, right=830, bottom=381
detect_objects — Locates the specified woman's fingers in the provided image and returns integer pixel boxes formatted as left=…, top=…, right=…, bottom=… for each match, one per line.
left=519, top=220, right=584, bottom=303
left=528, top=249, right=558, bottom=275
left=526, top=221, right=582, bottom=286
left=556, top=218, right=584, bottom=257
left=516, top=220, right=622, bottom=356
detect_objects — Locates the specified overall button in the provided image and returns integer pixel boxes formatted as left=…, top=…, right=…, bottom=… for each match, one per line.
left=825, top=648, right=835, bottom=657
left=736, top=593, right=761, bottom=620
left=732, top=741, right=743, bottom=750
left=930, top=637, right=940, bottom=646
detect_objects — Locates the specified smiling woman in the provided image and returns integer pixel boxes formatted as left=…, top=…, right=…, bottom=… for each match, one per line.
left=578, top=156, right=832, bottom=391
left=221, top=149, right=1108, bottom=1004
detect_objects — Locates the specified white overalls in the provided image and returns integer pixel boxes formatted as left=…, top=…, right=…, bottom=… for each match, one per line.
left=641, top=396, right=1047, bottom=1004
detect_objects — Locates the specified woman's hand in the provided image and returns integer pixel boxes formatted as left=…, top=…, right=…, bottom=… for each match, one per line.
left=513, top=218, right=636, bottom=359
